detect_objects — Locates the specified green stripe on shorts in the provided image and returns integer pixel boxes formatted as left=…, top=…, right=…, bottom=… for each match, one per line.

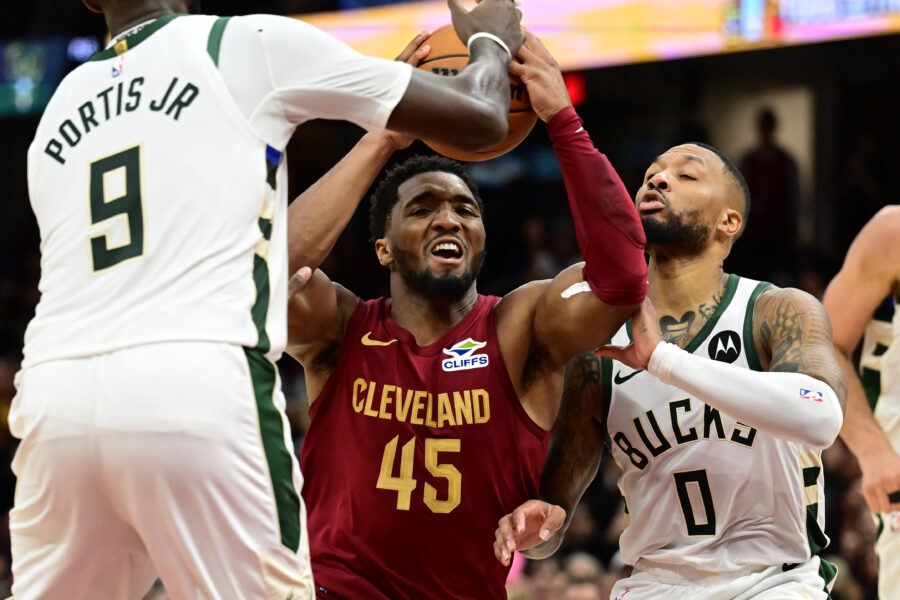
left=244, top=348, right=301, bottom=552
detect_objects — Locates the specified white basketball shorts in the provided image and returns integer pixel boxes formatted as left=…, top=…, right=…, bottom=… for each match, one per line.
left=8, top=341, right=313, bottom=600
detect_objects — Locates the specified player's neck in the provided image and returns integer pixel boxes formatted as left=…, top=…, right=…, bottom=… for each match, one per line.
left=388, top=282, right=479, bottom=347
left=647, top=250, right=728, bottom=324
left=104, top=1, right=181, bottom=39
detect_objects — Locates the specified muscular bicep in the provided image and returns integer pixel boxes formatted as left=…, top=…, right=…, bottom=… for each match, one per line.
left=754, top=287, right=847, bottom=409
left=532, top=263, right=638, bottom=370
left=540, top=352, right=607, bottom=521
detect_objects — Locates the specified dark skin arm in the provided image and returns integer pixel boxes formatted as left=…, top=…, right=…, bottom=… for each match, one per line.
left=95, top=0, right=522, bottom=153
left=386, top=0, right=524, bottom=151
left=753, top=286, right=848, bottom=412
left=493, top=352, right=607, bottom=565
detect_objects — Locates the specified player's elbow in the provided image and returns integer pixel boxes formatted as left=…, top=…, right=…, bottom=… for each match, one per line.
left=453, top=102, right=508, bottom=151
left=801, top=390, right=844, bottom=450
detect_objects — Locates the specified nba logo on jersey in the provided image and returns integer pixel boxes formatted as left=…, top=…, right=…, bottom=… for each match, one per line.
left=799, top=388, right=824, bottom=402
left=442, top=338, right=489, bottom=372
left=112, top=55, right=125, bottom=77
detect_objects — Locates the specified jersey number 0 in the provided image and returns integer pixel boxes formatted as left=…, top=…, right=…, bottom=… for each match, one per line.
left=88, top=145, right=145, bottom=272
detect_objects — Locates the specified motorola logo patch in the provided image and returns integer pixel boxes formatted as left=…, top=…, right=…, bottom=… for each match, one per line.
left=708, top=330, right=741, bottom=363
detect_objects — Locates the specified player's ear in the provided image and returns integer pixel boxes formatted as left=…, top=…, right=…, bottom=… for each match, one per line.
left=83, top=0, right=103, bottom=13
left=718, top=207, right=742, bottom=238
left=375, top=238, right=393, bottom=266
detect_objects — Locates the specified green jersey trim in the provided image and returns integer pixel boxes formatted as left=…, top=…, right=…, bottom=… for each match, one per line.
left=743, top=280, right=771, bottom=372
left=601, top=356, right=613, bottom=446
left=207, top=16, right=232, bottom=66
left=90, top=14, right=182, bottom=61
left=243, top=348, right=302, bottom=552
left=624, top=274, right=739, bottom=352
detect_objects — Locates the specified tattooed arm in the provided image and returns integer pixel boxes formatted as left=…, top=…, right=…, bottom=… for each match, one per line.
left=493, top=352, right=606, bottom=565
left=599, top=292, right=846, bottom=449
left=754, top=287, right=848, bottom=411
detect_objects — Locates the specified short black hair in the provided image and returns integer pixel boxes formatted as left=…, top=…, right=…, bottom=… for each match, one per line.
left=368, top=155, right=483, bottom=241
left=688, top=141, right=751, bottom=232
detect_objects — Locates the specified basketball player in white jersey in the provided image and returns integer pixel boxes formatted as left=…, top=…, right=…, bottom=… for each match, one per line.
left=10, top=0, right=527, bottom=597
left=823, top=206, right=900, bottom=600
left=493, top=143, right=847, bottom=599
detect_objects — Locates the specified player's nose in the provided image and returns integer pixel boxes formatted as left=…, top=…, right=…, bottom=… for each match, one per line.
left=647, top=171, right=669, bottom=191
left=432, top=207, right=462, bottom=231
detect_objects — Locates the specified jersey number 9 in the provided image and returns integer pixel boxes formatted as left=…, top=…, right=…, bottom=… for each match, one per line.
left=88, top=145, right=145, bottom=273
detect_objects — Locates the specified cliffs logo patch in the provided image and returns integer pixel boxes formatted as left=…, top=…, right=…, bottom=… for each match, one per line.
left=708, top=330, right=741, bottom=363
left=442, top=338, right=489, bottom=372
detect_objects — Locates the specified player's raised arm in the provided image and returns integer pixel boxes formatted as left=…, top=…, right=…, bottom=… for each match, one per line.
left=823, top=206, right=900, bottom=514
left=387, top=0, right=524, bottom=151
left=494, top=352, right=607, bottom=565
left=287, top=35, right=429, bottom=275
left=597, top=290, right=846, bottom=450
left=512, top=32, right=648, bottom=366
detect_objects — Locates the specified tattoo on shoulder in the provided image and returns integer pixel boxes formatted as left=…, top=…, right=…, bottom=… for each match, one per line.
left=755, top=288, right=847, bottom=401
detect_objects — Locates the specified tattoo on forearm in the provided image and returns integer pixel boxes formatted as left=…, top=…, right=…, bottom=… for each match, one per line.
left=543, top=353, right=605, bottom=507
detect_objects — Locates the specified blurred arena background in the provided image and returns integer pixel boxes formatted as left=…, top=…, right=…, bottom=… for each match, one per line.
left=1, top=1, right=898, bottom=598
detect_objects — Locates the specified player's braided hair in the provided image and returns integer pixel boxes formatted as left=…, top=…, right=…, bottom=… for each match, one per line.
left=368, top=155, right=483, bottom=242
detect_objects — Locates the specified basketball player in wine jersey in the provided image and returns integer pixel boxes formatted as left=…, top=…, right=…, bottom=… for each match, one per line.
left=495, top=143, right=847, bottom=599
left=286, top=32, right=648, bottom=599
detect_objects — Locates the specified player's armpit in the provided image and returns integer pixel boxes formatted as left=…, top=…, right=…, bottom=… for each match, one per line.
left=754, top=287, right=848, bottom=411
left=531, top=262, right=638, bottom=371
left=523, top=351, right=607, bottom=559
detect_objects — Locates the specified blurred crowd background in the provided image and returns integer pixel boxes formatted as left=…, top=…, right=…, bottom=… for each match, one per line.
left=1, top=1, right=899, bottom=599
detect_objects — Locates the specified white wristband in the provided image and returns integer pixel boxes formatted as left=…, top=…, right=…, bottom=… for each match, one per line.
left=467, top=32, right=512, bottom=61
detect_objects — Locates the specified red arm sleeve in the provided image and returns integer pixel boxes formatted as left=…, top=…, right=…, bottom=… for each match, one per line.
left=547, top=107, right=648, bottom=305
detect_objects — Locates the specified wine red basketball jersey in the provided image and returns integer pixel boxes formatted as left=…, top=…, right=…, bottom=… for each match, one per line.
left=301, top=294, right=549, bottom=599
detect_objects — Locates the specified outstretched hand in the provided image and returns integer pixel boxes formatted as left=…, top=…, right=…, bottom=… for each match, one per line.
left=493, top=499, right=566, bottom=566
left=595, top=298, right=662, bottom=370
left=508, top=30, right=571, bottom=122
left=449, top=0, right=524, bottom=57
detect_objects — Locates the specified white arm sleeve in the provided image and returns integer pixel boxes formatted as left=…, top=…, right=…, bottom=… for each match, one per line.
left=648, top=342, right=843, bottom=449
left=216, top=14, right=412, bottom=148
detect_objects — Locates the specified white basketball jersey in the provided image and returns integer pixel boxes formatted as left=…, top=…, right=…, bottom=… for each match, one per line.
left=22, top=14, right=408, bottom=367
left=861, top=297, right=900, bottom=453
left=605, top=275, right=834, bottom=578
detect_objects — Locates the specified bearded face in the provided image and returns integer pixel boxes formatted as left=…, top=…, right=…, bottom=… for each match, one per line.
left=641, top=208, right=711, bottom=254
left=390, top=244, right=485, bottom=300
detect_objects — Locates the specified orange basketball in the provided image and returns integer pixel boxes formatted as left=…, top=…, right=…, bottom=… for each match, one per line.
left=417, top=25, right=537, bottom=162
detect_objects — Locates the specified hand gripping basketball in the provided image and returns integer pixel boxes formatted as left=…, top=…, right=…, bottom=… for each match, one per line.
left=448, top=0, right=525, bottom=58
left=417, top=25, right=537, bottom=161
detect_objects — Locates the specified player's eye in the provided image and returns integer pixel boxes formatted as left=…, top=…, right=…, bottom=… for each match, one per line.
left=679, top=174, right=696, bottom=180
left=409, top=207, right=430, bottom=216
left=456, top=207, right=476, bottom=217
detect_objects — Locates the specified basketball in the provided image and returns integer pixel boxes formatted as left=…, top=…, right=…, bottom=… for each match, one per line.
left=417, top=25, right=537, bottom=162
